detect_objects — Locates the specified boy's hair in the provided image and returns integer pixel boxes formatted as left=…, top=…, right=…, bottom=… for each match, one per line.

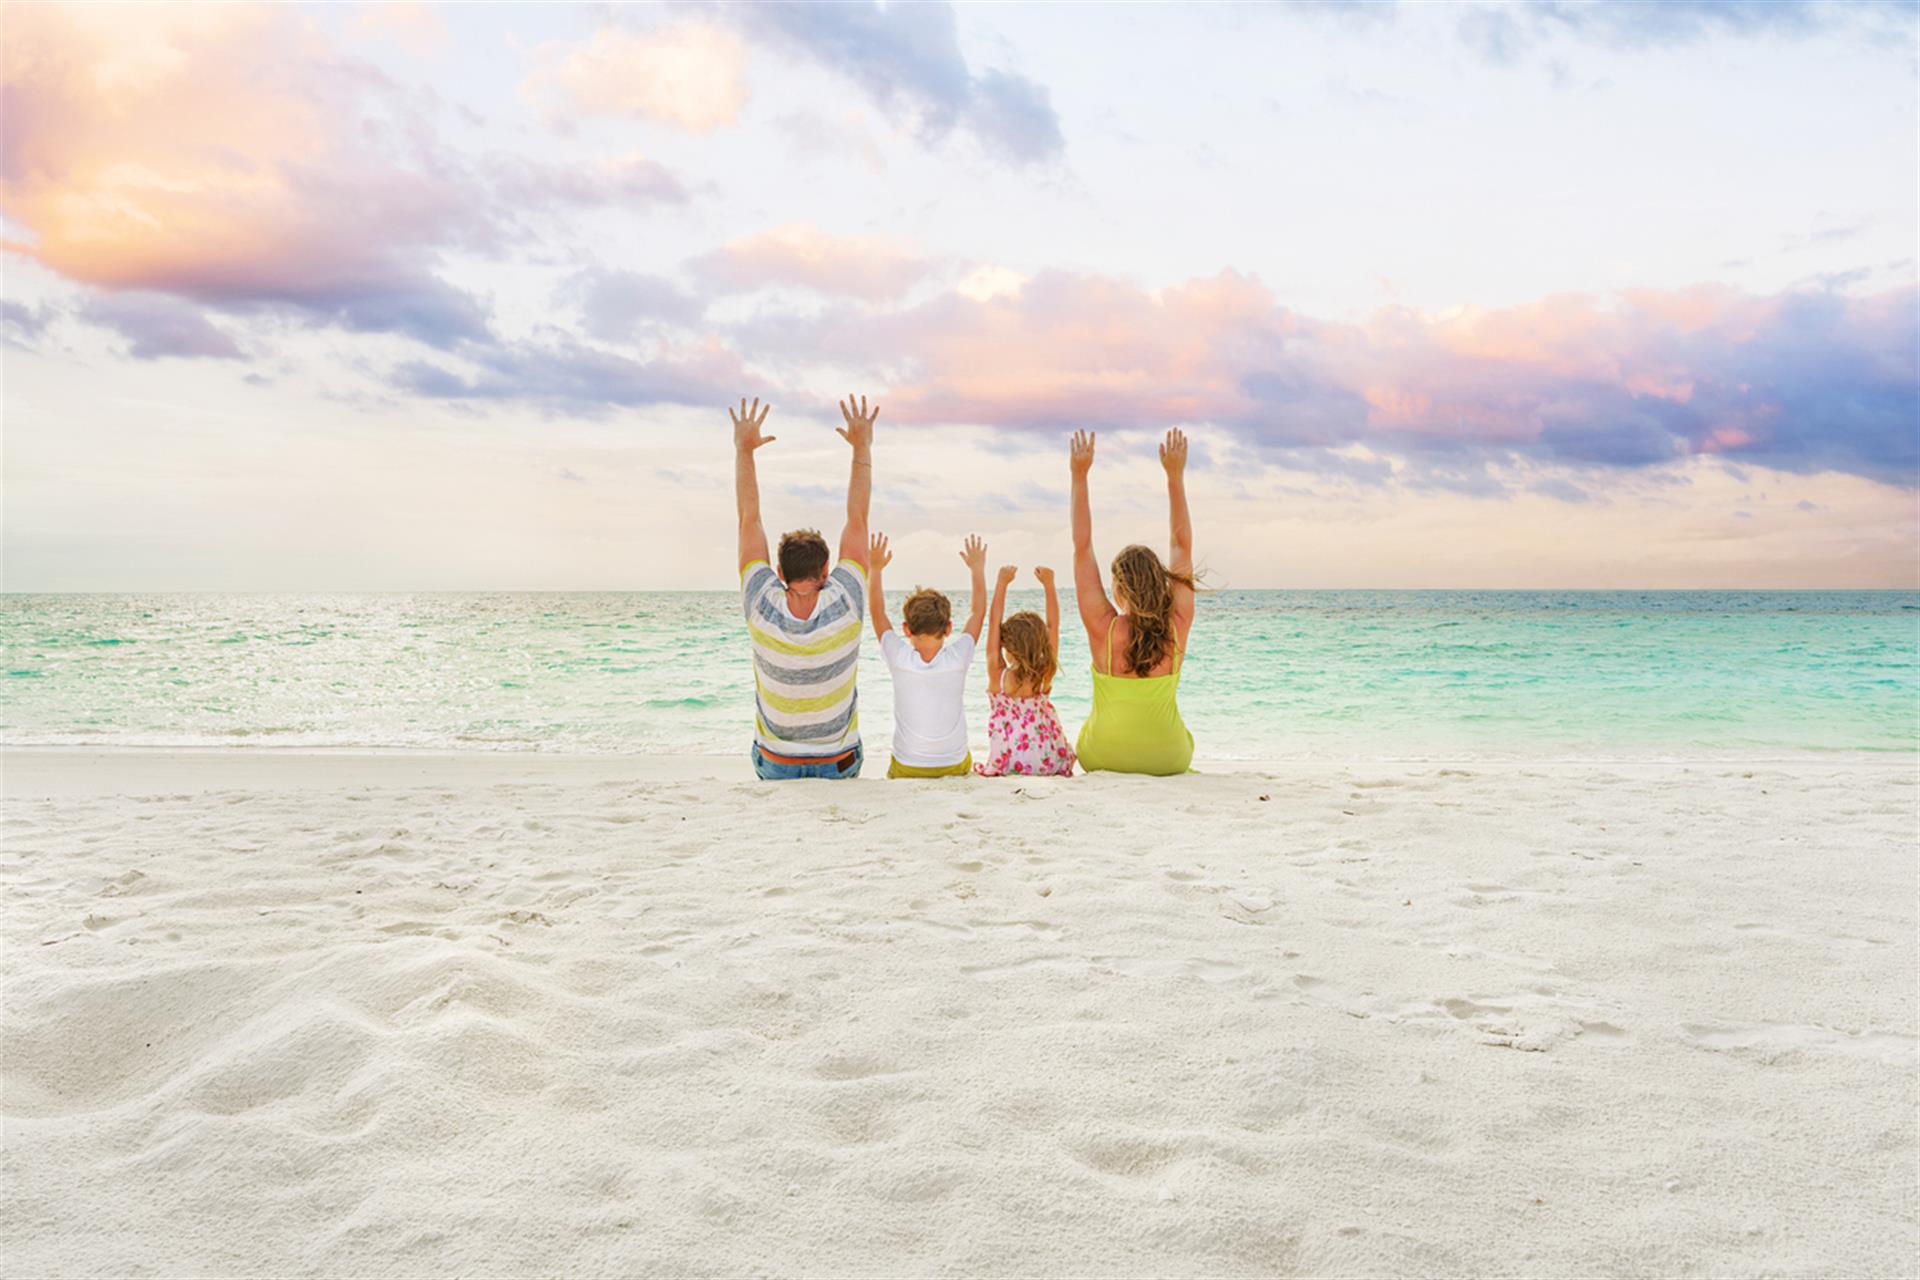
left=777, top=529, right=830, bottom=583
left=999, top=611, right=1056, bottom=692
left=902, top=587, right=951, bottom=636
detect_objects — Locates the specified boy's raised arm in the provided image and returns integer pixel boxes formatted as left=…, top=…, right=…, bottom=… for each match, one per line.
left=960, top=535, right=988, bottom=643
left=866, top=532, right=893, bottom=640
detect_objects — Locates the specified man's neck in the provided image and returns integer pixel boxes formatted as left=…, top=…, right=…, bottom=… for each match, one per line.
left=784, top=587, right=820, bottom=619
left=908, top=634, right=944, bottom=661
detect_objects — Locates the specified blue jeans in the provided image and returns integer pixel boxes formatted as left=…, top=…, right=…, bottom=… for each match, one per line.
left=752, top=742, right=864, bottom=780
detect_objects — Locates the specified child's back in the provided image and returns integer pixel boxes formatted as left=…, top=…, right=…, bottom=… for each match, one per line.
left=881, top=627, right=974, bottom=771
left=866, top=533, right=987, bottom=778
left=977, top=564, right=1076, bottom=777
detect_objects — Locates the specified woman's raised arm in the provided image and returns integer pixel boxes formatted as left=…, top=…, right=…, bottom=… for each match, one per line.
left=1161, top=428, right=1196, bottom=632
left=1070, top=430, right=1118, bottom=655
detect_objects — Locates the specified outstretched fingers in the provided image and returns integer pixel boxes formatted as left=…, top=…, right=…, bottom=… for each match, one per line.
left=1160, top=426, right=1188, bottom=468
left=1070, top=429, right=1097, bottom=469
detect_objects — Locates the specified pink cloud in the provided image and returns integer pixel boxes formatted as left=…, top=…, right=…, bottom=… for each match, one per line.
left=1, top=4, right=486, bottom=343
left=521, top=23, right=750, bottom=134
left=735, top=270, right=1913, bottom=484
left=689, top=224, right=928, bottom=301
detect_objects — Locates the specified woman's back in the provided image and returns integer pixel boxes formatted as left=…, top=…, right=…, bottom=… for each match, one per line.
left=1076, top=617, right=1193, bottom=775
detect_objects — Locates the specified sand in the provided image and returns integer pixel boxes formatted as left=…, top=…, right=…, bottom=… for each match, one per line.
left=3, top=749, right=1914, bottom=1277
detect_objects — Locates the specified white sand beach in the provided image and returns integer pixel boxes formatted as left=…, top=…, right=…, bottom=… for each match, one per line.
left=3, top=749, right=1914, bottom=1277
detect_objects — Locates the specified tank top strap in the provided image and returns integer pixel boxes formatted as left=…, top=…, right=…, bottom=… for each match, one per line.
left=1104, top=615, right=1118, bottom=674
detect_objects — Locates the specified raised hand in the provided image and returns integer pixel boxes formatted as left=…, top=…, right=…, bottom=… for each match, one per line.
left=959, top=534, right=987, bottom=572
left=1159, top=427, right=1188, bottom=475
left=868, top=531, right=893, bottom=571
left=837, top=393, right=879, bottom=451
left=1033, top=565, right=1055, bottom=586
left=1070, top=429, right=1096, bottom=475
left=730, top=398, right=774, bottom=452
left=997, top=564, right=1019, bottom=585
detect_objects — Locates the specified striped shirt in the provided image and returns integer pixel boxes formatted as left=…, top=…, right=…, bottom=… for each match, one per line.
left=742, top=559, right=865, bottom=758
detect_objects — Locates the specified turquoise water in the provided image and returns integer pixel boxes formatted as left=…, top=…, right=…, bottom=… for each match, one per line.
left=2, top=592, right=1915, bottom=760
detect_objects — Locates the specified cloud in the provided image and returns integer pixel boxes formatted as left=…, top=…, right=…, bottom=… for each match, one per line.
left=80, top=293, right=244, bottom=360
left=348, top=2, right=450, bottom=55
left=1281, top=284, right=1917, bottom=483
left=391, top=336, right=757, bottom=413
left=521, top=22, right=749, bottom=133
left=731, top=271, right=1917, bottom=487
left=0, top=4, right=491, bottom=348
left=688, top=224, right=928, bottom=301
left=1453, top=0, right=1914, bottom=61
left=1, top=6, right=698, bottom=354
left=724, top=1, right=1064, bottom=165
left=1, top=299, right=55, bottom=347
left=487, top=152, right=689, bottom=211
left=560, top=270, right=704, bottom=341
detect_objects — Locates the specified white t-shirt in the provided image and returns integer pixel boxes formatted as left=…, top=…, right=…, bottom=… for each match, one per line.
left=879, top=631, right=976, bottom=767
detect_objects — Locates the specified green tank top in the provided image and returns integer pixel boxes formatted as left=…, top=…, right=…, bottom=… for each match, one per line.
left=1074, top=617, right=1194, bottom=776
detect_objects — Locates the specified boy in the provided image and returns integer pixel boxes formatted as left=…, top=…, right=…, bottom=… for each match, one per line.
left=866, top=532, right=987, bottom=778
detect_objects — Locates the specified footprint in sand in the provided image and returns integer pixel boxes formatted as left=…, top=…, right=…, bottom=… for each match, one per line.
left=1680, top=1021, right=1917, bottom=1066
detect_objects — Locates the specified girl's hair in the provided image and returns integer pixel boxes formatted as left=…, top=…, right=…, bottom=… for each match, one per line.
left=1110, top=544, right=1197, bottom=676
left=998, top=610, right=1056, bottom=694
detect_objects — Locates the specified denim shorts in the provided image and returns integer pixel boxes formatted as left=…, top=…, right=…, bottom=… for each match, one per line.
left=751, top=742, right=864, bottom=780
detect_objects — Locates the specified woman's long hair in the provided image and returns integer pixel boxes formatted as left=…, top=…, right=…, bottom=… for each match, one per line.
left=1110, top=544, right=1196, bottom=676
left=998, top=610, right=1056, bottom=695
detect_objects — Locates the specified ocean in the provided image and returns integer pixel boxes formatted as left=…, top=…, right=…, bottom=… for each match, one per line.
left=2, top=591, right=1915, bottom=761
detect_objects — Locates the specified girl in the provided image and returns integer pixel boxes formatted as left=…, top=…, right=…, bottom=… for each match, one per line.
left=975, top=564, right=1077, bottom=777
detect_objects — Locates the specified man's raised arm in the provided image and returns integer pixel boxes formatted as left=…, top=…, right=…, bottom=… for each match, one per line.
left=836, top=394, right=878, bottom=571
left=732, top=399, right=775, bottom=572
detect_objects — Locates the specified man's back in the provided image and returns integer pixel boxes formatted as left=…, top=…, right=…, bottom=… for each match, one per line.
left=741, top=560, right=866, bottom=758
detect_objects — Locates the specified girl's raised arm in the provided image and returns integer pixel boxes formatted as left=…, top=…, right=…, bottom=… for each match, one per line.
left=1070, top=430, right=1118, bottom=657
left=1034, top=565, right=1060, bottom=693
left=984, top=563, right=1015, bottom=694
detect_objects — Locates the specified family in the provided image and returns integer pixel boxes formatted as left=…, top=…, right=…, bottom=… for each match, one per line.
left=734, top=394, right=1196, bottom=781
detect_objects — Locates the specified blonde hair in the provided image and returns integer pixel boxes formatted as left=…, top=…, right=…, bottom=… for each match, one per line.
left=1110, top=544, right=1196, bottom=676
left=902, top=587, right=951, bottom=636
left=998, top=610, right=1056, bottom=695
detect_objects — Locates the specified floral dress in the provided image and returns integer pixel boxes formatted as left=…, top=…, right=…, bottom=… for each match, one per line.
left=974, top=691, right=1077, bottom=777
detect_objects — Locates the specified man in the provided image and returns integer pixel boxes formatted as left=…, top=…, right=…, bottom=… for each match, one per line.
left=733, top=393, right=877, bottom=779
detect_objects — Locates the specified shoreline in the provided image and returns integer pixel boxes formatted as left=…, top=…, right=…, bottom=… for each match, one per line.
left=5, top=745, right=1915, bottom=802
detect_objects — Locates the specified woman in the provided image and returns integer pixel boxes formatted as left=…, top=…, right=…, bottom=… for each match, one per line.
left=1070, top=427, right=1197, bottom=775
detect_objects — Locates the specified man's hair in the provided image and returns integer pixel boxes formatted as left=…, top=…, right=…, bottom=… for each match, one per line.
left=902, top=588, right=951, bottom=636
left=777, top=529, right=830, bottom=584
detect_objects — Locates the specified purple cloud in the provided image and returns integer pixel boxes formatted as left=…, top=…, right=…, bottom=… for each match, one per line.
left=560, top=270, right=705, bottom=342
left=80, top=294, right=244, bottom=360
left=722, top=1, right=1065, bottom=165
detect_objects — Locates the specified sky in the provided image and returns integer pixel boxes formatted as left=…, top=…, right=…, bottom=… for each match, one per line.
left=2, top=0, right=1916, bottom=591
